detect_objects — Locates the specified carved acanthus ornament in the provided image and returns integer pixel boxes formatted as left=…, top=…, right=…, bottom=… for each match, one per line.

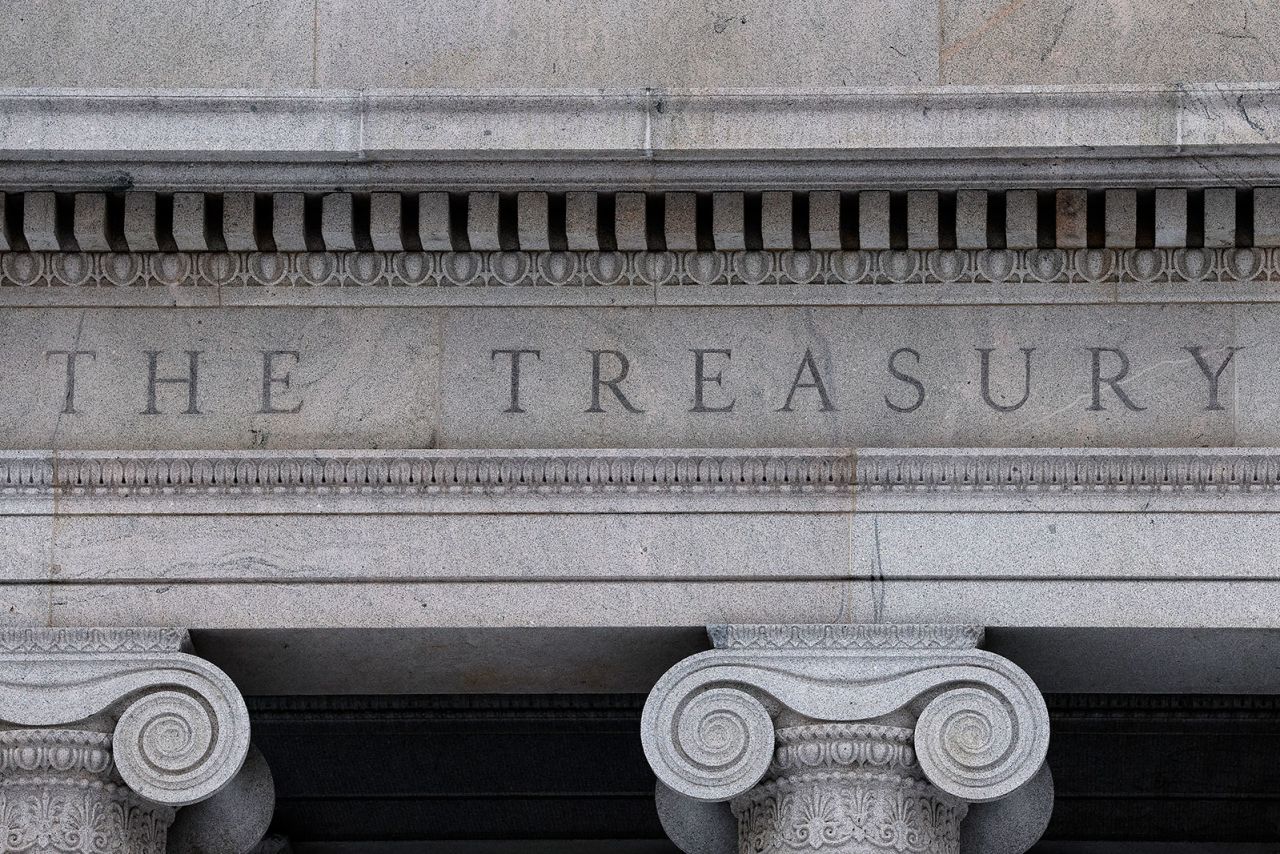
left=0, top=628, right=267, bottom=853
left=642, top=625, right=1052, bottom=854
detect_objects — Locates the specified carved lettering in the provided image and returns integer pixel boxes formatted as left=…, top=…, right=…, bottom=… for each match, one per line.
left=690, top=349, right=735, bottom=413
left=142, top=350, right=202, bottom=415
left=977, top=348, right=1034, bottom=413
left=258, top=350, right=304, bottom=415
left=1184, top=346, right=1242, bottom=411
left=491, top=349, right=542, bottom=414
left=778, top=349, right=837, bottom=412
left=885, top=347, right=925, bottom=414
left=45, top=350, right=96, bottom=415
left=1087, top=347, right=1146, bottom=412
left=587, top=349, right=645, bottom=414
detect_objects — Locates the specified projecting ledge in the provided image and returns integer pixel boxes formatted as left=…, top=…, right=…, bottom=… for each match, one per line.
left=1, top=85, right=1279, bottom=188
left=3, top=449, right=1280, bottom=630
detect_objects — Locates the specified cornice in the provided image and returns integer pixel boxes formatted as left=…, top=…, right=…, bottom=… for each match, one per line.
left=0, top=87, right=1278, bottom=193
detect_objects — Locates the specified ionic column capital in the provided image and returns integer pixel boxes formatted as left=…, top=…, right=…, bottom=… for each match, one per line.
left=642, top=624, right=1052, bottom=854
left=0, top=627, right=271, bottom=853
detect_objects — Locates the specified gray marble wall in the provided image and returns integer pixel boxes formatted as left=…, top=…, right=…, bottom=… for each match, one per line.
left=0, top=304, right=1265, bottom=450
left=1, top=0, right=1276, bottom=89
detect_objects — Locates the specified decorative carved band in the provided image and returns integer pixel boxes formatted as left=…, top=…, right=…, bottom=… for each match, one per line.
left=0, top=628, right=188, bottom=655
left=0, top=729, right=175, bottom=854
left=733, top=724, right=968, bottom=854
left=1, top=248, right=1278, bottom=292
left=5, top=450, right=1280, bottom=498
left=710, top=625, right=984, bottom=651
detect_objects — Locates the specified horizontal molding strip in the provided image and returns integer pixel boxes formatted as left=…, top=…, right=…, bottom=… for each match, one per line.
left=1, top=85, right=1278, bottom=159
left=1, top=249, right=1279, bottom=307
left=2, top=87, right=1280, bottom=189
left=5, top=448, right=1280, bottom=504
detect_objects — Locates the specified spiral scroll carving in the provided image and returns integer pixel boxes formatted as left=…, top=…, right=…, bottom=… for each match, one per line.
left=649, top=687, right=776, bottom=803
left=913, top=687, right=1042, bottom=803
left=112, top=690, right=236, bottom=807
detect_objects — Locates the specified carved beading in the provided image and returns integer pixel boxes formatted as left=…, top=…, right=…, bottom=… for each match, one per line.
left=0, top=730, right=175, bottom=854
left=733, top=725, right=967, bottom=854
left=0, top=629, right=187, bottom=656
left=711, top=626, right=983, bottom=651
left=4, top=450, right=1280, bottom=500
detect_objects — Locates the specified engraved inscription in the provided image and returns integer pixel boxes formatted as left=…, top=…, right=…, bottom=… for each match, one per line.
left=1, top=305, right=1274, bottom=450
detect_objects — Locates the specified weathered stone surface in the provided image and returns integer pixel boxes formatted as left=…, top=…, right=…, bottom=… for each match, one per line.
left=0, top=0, right=313, bottom=88
left=1204, top=187, right=1237, bottom=249
left=124, top=191, right=160, bottom=252
left=419, top=192, right=452, bottom=251
left=517, top=192, right=551, bottom=251
left=1005, top=190, right=1038, bottom=250
left=3, top=89, right=1280, bottom=195
left=0, top=304, right=1267, bottom=449
left=315, top=0, right=936, bottom=88
left=23, top=191, right=58, bottom=252
left=808, top=191, right=842, bottom=251
left=72, top=192, right=110, bottom=252
left=859, top=191, right=890, bottom=250
left=1055, top=189, right=1087, bottom=249
left=1155, top=188, right=1187, bottom=248
left=0, top=308, right=440, bottom=449
left=5, top=447, right=1280, bottom=629
left=955, top=190, right=987, bottom=250
left=273, top=193, right=307, bottom=253
left=712, top=193, right=745, bottom=251
left=321, top=192, right=356, bottom=252
left=941, top=0, right=1280, bottom=85
left=616, top=192, right=648, bottom=251
left=565, top=192, right=599, bottom=251
left=172, top=193, right=209, bottom=252
left=369, top=192, right=404, bottom=252
left=665, top=193, right=698, bottom=252
left=761, top=192, right=792, bottom=251
left=1104, top=189, right=1137, bottom=249
left=908, top=190, right=939, bottom=250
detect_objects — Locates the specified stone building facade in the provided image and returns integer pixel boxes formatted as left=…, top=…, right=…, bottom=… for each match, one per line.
left=2, top=1, right=1280, bottom=851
